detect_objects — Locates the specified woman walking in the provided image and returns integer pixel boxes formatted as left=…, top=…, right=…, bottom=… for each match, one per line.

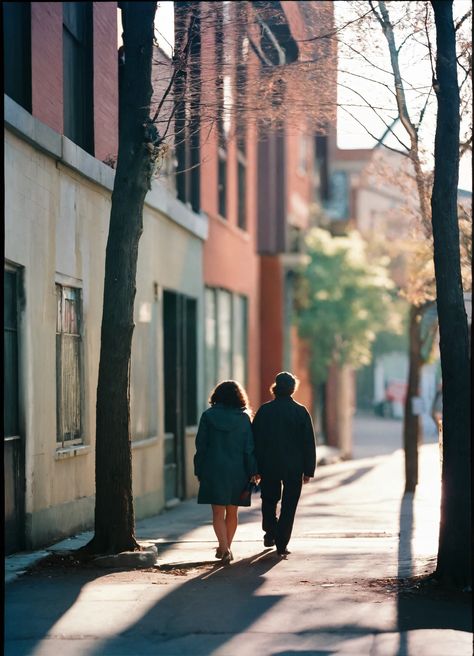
left=194, top=380, right=258, bottom=564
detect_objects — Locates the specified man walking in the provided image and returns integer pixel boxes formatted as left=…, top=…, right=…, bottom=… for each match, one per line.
left=252, top=372, right=316, bottom=556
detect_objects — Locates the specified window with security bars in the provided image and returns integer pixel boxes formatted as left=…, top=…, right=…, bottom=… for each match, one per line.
left=56, top=284, right=83, bottom=447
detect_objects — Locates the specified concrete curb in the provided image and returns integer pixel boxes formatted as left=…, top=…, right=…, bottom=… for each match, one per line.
left=92, top=545, right=158, bottom=569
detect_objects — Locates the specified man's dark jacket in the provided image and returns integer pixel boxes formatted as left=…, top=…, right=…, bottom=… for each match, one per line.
left=252, top=396, right=316, bottom=480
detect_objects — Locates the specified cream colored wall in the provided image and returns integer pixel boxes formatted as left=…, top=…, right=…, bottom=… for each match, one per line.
left=5, top=126, right=205, bottom=547
left=131, top=201, right=204, bottom=508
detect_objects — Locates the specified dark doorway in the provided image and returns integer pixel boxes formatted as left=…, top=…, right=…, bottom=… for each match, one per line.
left=4, top=266, right=25, bottom=554
left=163, top=290, right=197, bottom=503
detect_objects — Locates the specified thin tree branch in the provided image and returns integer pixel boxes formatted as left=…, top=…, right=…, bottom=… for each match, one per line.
left=152, top=14, right=196, bottom=125
left=416, top=86, right=433, bottom=129
left=455, top=9, right=472, bottom=31
left=397, top=30, right=419, bottom=54
left=339, top=105, right=411, bottom=156
left=424, top=3, right=437, bottom=86
left=338, top=37, right=395, bottom=78
left=337, top=68, right=397, bottom=95
left=337, top=81, right=412, bottom=151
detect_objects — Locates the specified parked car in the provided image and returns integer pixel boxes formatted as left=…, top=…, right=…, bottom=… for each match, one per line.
left=374, top=379, right=407, bottom=418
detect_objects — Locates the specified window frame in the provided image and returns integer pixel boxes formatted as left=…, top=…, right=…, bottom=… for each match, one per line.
left=204, top=286, right=249, bottom=398
left=62, top=1, right=94, bottom=155
left=4, top=264, right=22, bottom=440
left=237, top=150, right=247, bottom=230
left=55, top=283, right=84, bottom=448
left=3, top=2, right=32, bottom=112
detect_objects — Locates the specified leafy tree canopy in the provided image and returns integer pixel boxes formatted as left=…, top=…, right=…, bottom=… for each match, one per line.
left=295, top=227, right=403, bottom=384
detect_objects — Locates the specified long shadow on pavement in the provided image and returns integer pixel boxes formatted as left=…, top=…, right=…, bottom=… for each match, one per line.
left=4, top=568, right=100, bottom=656
left=395, top=492, right=471, bottom=655
left=87, top=549, right=283, bottom=655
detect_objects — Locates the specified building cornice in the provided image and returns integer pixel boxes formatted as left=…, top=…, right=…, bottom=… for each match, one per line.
left=4, top=95, right=208, bottom=241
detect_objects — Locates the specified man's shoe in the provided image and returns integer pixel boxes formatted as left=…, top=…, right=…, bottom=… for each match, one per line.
left=277, top=547, right=290, bottom=556
left=263, top=534, right=275, bottom=547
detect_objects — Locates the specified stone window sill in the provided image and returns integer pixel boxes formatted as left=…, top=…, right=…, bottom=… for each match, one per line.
left=55, top=444, right=91, bottom=460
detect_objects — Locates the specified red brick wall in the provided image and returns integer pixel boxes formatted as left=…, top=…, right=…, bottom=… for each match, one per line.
left=31, top=3, right=118, bottom=158
left=93, top=2, right=118, bottom=161
left=31, top=2, right=63, bottom=133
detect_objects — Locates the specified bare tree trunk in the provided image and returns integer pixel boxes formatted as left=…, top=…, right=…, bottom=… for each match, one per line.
left=375, top=1, right=437, bottom=492
left=336, top=364, right=353, bottom=459
left=431, top=0, right=471, bottom=587
left=403, top=305, right=423, bottom=492
left=83, top=2, right=157, bottom=555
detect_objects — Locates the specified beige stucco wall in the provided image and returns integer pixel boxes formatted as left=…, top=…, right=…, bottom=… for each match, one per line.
left=5, top=117, right=205, bottom=548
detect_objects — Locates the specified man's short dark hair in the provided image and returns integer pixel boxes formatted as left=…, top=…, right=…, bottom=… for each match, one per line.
left=270, top=371, right=299, bottom=397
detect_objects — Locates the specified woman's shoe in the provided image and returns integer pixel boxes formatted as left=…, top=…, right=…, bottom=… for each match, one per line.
left=221, top=549, right=233, bottom=564
left=215, top=548, right=224, bottom=559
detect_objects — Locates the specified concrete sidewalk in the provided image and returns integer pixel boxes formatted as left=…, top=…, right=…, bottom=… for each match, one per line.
left=4, top=445, right=341, bottom=584
left=5, top=438, right=472, bottom=656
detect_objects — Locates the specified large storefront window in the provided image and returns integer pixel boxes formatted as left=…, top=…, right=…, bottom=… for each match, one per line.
left=205, top=287, right=248, bottom=399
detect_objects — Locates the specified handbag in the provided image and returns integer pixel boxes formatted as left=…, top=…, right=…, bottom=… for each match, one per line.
left=239, top=480, right=260, bottom=507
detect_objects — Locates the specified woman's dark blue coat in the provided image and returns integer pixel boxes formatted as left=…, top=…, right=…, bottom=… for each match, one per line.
left=194, top=404, right=257, bottom=506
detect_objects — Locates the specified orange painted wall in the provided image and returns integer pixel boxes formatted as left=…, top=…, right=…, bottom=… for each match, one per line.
left=259, top=256, right=284, bottom=405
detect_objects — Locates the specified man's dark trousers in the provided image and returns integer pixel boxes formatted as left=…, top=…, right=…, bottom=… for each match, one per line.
left=261, top=477, right=303, bottom=552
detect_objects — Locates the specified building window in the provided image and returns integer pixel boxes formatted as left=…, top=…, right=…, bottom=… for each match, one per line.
left=236, top=11, right=247, bottom=230
left=215, top=2, right=228, bottom=219
left=205, top=288, right=218, bottom=399
left=130, top=299, right=158, bottom=441
left=233, top=295, right=248, bottom=387
left=218, top=148, right=227, bottom=218
left=63, top=2, right=94, bottom=154
left=237, top=155, right=246, bottom=230
left=175, top=3, right=201, bottom=213
left=3, top=2, right=32, bottom=112
left=4, top=267, right=21, bottom=438
left=217, top=289, right=232, bottom=381
left=185, top=297, right=198, bottom=425
left=56, top=284, right=83, bottom=447
left=204, top=287, right=248, bottom=398
left=315, top=133, right=330, bottom=202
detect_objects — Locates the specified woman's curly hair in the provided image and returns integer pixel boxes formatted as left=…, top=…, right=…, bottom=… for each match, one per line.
left=209, top=380, right=251, bottom=414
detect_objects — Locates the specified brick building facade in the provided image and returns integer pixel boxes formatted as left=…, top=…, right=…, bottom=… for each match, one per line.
left=4, top=1, right=336, bottom=552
